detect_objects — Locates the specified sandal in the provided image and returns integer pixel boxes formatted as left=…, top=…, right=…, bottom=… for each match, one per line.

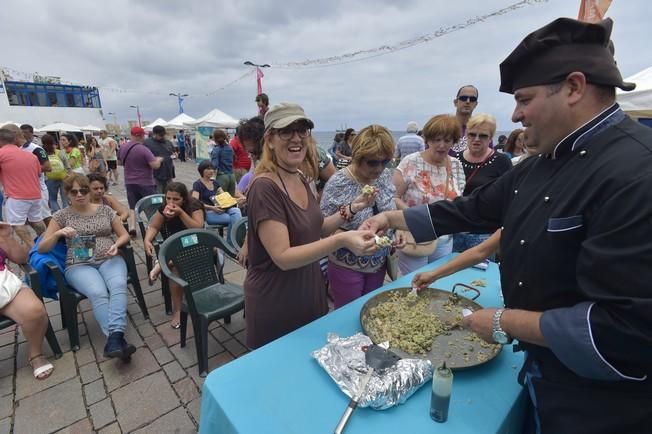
left=170, top=320, right=181, bottom=329
left=28, top=354, right=54, bottom=380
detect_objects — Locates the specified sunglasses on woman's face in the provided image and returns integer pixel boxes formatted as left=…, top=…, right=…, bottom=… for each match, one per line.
left=275, top=126, right=311, bottom=140
left=69, top=188, right=90, bottom=196
left=364, top=158, right=391, bottom=168
left=467, top=132, right=490, bottom=141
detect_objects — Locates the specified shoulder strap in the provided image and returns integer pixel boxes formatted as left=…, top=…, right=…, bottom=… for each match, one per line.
left=120, top=143, right=140, bottom=164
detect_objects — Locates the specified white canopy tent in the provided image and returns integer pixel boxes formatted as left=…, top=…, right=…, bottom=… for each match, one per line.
left=143, top=118, right=168, bottom=131
left=35, top=122, right=83, bottom=133
left=166, top=113, right=196, bottom=129
left=616, top=66, right=652, bottom=119
left=81, top=124, right=102, bottom=132
left=185, top=108, right=239, bottom=129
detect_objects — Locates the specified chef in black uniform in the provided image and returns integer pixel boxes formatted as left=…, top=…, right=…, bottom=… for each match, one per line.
left=362, top=18, right=652, bottom=434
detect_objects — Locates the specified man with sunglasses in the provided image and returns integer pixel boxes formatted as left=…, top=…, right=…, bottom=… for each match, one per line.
left=450, top=85, right=479, bottom=155
left=363, top=18, right=652, bottom=433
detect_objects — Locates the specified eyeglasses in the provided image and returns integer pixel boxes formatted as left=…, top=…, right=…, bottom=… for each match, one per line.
left=467, top=132, right=490, bottom=141
left=458, top=95, right=478, bottom=102
left=274, top=126, right=311, bottom=140
left=69, top=188, right=90, bottom=196
left=364, top=158, right=391, bottom=168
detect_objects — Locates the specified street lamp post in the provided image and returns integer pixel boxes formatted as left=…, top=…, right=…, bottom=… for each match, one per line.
left=243, top=61, right=270, bottom=95
left=169, top=92, right=189, bottom=114
left=129, top=105, right=142, bottom=127
left=107, top=111, right=118, bottom=135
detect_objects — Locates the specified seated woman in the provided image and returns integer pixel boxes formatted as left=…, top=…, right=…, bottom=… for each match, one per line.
left=320, top=124, right=404, bottom=308
left=0, top=223, right=54, bottom=380
left=38, top=173, right=135, bottom=360
left=87, top=173, right=129, bottom=222
left=191, top=161, right=242, bottom=233
left=245, top=103, right=378, bottom=349
left=144, top=182, right=205, bottom=329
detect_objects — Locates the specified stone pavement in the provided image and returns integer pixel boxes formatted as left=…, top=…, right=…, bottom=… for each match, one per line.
left=0, top=159, right=250, bottom=433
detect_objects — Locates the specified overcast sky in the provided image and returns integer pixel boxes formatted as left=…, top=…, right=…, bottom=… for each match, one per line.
left=3, top=0, right=649, bottom=132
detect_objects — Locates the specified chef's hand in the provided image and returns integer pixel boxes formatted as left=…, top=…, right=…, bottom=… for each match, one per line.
left=393, top=230, right=407, bottom=249
left=462, top=308, right=498, bottom=344
left=359, top=213, right=389, bottom=235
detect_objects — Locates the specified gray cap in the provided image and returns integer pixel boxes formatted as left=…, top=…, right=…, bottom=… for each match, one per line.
left=264, top=102, right=314, bottom=132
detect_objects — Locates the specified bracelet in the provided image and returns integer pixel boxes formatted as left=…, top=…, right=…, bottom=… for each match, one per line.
left=348, top=203, right=357, bottom=216
left=338, top=205, right=352, bottom=222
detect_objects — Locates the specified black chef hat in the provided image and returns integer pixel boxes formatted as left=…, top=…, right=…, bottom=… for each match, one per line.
left=499, top=17, right=635, bottom=94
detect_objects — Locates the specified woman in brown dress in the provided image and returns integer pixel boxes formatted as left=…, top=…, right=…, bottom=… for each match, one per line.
left=244, top=103, right=378, bottom=349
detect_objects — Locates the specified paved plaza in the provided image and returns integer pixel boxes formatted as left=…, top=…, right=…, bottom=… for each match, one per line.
left=0, top=159, right=249, bottom=433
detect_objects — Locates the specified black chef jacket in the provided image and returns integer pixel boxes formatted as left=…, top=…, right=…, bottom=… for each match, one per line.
left=405, top=104, right=652, bottom=434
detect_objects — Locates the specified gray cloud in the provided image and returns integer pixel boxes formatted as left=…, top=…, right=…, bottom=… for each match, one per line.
left=3, top=0, right=650, bottom=135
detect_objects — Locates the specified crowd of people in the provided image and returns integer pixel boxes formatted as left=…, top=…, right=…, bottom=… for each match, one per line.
left=0, top=16, right=650, bottom=434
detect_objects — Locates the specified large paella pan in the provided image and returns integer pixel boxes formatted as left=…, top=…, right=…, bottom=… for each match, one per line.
left=360, top=284, right=502, bottom=370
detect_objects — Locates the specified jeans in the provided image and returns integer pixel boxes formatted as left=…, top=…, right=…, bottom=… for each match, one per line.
left=65, top=256, right=128, bottom=336
left=206, top=207, right=242, bottom=232
left=453, top=233, right=494, bottom=259
left=45, top=179, right=67, bottom=211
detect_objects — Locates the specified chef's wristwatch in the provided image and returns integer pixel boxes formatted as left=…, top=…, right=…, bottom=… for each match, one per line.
left=492, top=308, right=513, bottom=345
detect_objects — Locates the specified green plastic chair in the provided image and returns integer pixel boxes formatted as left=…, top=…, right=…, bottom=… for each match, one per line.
left=134, top=194, right=175, bottom=313
left=228, top=217, right=248, bottom=253
left=47, top=244, right=148, bottom=351
left=158, top=229, right=244, bottom=377
left=134, top=193, right=164, bottom=274
left=0, top=264, right=62, bottom=359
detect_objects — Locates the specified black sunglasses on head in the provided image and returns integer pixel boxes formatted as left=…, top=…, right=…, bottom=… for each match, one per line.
left=365, top=158, right=391, bottom=168
left=458, top=95, right=478, bottom=102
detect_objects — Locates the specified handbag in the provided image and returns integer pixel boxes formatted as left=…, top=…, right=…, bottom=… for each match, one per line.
left=213, top=192, right=238, bottom=209
left=0, top=269, right=23, bottom=309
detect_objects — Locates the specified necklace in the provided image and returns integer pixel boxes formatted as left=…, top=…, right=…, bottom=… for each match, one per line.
left=346, top=165, right=370, bottom=185
left=277, top=163, right=299, bottom=174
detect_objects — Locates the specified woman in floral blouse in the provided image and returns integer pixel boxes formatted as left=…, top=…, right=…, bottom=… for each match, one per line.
left=392, top=114, right=466, bottom=275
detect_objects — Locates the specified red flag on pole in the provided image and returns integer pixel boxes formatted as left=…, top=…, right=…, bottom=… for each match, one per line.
left=578, top=0, right=612, bottom=23
left=256, top=67, right=264, bottom=95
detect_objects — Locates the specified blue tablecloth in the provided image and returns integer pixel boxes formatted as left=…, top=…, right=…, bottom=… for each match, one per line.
left=199, top=254, right=527, bottom=434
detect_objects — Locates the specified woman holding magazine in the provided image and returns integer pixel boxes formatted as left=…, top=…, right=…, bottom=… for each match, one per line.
left=38, top=173, right=135, bottom=360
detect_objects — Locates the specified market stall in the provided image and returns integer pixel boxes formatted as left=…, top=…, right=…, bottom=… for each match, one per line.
left=199, top=254, right=526, bottom=434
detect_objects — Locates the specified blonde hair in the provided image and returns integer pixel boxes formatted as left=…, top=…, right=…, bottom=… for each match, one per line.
left=350, top=124, right=395, bottom=165
left=467, top=113, right=497, bottom=137
left=255, top=132, right=319, bottom=181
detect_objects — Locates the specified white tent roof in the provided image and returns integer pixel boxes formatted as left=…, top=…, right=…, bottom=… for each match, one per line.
left=185, top=108, right=239, bottom=129
left=616, top=66, right=652, bottom=118
left=80, top=124, right=102, bottom=132
left=166, top=113, right=196, bottom=129
left=35, top=122, right=83, bottom=133
left=143, top=118, right=168, bottom=131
